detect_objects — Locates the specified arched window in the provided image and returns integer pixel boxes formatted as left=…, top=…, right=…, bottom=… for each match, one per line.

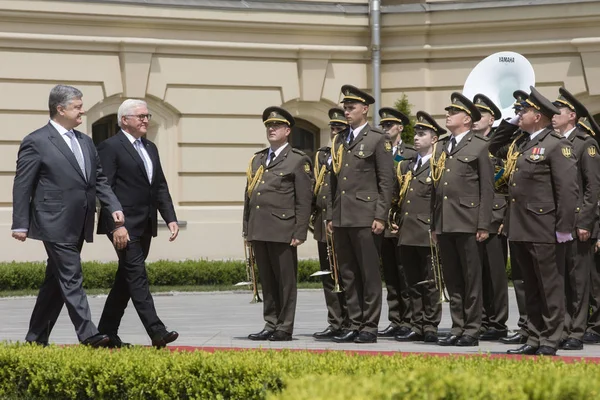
left=92, top=114, right=119, bottom=146
left=291, top=118, right=319, bottom=160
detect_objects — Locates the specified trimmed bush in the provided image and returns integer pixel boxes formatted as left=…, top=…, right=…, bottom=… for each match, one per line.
left=0, top=344, right=598, bottom=399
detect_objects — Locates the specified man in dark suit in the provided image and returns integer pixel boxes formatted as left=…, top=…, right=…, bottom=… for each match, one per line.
left=431, top=93, right=494, bottom=347
left=377, top=107, right=416, bottom=339
left=96, top=99, right=180, bottom=349
left=491, top=87, right=578, bottom=356
left=12, top=85, right=126, bottom=347
left=326, top=85, right=395, bottom=344
left=243, top=106, right=313, bottom=342
left=551, top=88, right=600, bottom=351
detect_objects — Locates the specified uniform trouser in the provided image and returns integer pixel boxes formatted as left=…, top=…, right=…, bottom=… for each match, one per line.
left=509, top=240, right=529, bottom=336
left=399, top=245, right=442, bottom=335
left=511, top=241, right=565, bottom=349
left=334, top=227, right=383, bottom=334
left=381, top=236, right=412, bottom=329
left=26, top=238, right=98, bottom=343
left=438, top=233, right=482, bottom=338
left=253, top=241, right=298, bottom=334
left=562, top=238, right=593, bottom=341
left=479, top=234, right=509, bottom=333
left=98, top=224, right=165, bottom=339
left=317, top=241, right=348, bottom=330
left=587, top=251, right=600, bottom=335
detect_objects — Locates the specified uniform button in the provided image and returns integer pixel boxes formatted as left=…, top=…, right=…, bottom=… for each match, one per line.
left=576, top=207, right=580, bottom=212
left=342, top=190, right=345, bottom=194
left=464, top=157, right=469, bottom=161
left=367, top=196, right=371, bottom=200
left=449, top=156, right=453, bottom=159
left=347, top=150, right=351, bottom=154
left=280, top=173, right=283, bottom=176
left=444, top=196, right=448, bottom=200
left=256, top=205, right=260, bottom=209
left=257, top=192, right=261, bottom=196
left=322, top=208, right=326, bottom=212
left=343, top=177, right=347, bottom=180
left=539, top=209, right=543, bottom=212
left=427, top=218, right=431, bottom=222
left=282, top=214, right=286, bottom=217
left=512, top=199, right=515, bottom=202
left=471, top=202, right=474, bottom=206
left=412, top=177, right=416, bottom=180
left=407, top=200, right=411, bottom=204
left=446, top=168, right=450, bottom=172
left=443, top=182, right=448, bottom=186
left=409, top=188, right=413, bottom=191
left=325, top=183, right=328, bottom=186
left=322, top=196, right=326, bottom=199
left=515, top=168, right=519, bottom=171
left=345, top=163, right=349, bottom=167
left=265, top=169, right=269, bottom=172
left=405, top=212, right=409, bottom=215
left=512, top=183, right=516, bottom=186
left=495, top=204, right=498, bottom=207
left=261, top=180, right=265, bottom=184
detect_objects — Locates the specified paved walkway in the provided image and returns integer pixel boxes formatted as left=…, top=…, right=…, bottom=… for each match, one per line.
left=2, top=288, right=600, bottom=357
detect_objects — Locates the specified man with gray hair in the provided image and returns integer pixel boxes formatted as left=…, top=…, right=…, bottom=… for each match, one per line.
left=96, top=99, right=179, bottom=348
left=12, top=84, right=127, bottom=347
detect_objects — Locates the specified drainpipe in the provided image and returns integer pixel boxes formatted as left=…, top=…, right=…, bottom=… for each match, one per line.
left=371, top=0, right=381, bottom=125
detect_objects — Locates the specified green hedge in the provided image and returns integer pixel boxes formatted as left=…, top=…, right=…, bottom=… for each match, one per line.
left=0, top=344, right=597, bottom=399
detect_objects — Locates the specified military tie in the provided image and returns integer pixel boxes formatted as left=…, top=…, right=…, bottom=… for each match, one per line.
left=347, top=130, right=355, bottom=146
left=266, top=151, right=276, bottom=166
left=519, top=135, right=531, bottom=151
left=414, top=157, right=422, bottom=171
left=448, top=137, right=457, bottom=153
left=134, top=139, right=151, bottom=181
left=65, top=131, right=86, bottom=180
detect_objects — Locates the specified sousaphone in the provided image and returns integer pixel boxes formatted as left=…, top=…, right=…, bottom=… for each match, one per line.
left=462, top=51, right=535, bottom=126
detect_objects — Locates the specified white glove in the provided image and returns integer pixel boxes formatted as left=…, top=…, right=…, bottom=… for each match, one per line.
left=556, top=232, right=573, bottom=243
left=508, top=115, right=521, bottom=125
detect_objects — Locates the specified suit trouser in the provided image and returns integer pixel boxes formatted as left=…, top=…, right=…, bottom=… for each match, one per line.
left=253, top=241, right=298, bottom=334
left=587, top=251, right=600, bottom=335
left=400, top=245, right=442, bottom=335
left=381, top=236, right=412, bottom=329
left=511, top=241, right=565, bottom=348
left=317, top=241, right=348, bottom=330
left=334, top=227, right=383, bottom=334
left=509, top=240, right=529, bottom=336
left=438, top=233, right=482, bottom=338
left=26, top=239, right=98, bottom=343
left=98, top=224, right=165, bottom=339
left=479, top=234, right=509, bottom=332
left=562, top=238, right=593, bottom=341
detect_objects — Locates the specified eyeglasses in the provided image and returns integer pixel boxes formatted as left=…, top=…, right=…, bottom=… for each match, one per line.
left=125, top=114, right=152, bottom=121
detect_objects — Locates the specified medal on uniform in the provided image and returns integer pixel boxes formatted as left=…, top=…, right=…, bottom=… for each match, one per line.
left=358, top=143, right=365, bottom=156
left=530, top=147, right=544, bottom=160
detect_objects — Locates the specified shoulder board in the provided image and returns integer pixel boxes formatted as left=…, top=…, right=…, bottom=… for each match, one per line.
left=291, top=148, right=307, bottom=156
left=370, top=126, right=385, bottom=134
left=550, top=131, right=563, bottom=139
left=317, top=146, right=331, bottom=151
left=576, top=129, right=591, bottom=140
left=254, top=147, right=269, bottom=155
left=474, top=133, right=490, bottom=142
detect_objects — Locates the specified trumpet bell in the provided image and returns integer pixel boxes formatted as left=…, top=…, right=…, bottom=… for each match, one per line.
left=310, top=270, right=333, bottom=277
left=463, top=51, right=535, bottom=126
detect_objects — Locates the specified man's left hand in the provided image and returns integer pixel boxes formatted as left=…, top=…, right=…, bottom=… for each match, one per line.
left=112, top=211, right=125, bottom=228
left=577, top=228, right=590, bottom=242
left=372, top=219, right=385, bottom=235
left=290, top=238, right=305, bottom=247
left=476, top=230, right=489, bottom=242
left=168, top=222, right=179, bottom=242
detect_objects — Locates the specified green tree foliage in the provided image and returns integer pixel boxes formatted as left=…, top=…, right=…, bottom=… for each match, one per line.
left=394, top=93, right=415, bottom=145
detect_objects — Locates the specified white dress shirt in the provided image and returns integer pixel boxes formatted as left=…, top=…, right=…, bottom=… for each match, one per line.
left=122, top=130, right=154, bottom=182
left=347, top=122, right=368, bottom=143
left=267, top=142, right=289, bottom=165
left=414, top=153, right=432, bottom=171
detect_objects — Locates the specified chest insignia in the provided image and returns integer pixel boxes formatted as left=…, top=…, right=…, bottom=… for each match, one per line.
left=530, top=147, right=545, bottom=161
left=588, top=146, right=597, bottom=158
left=562, top=147, right=572, bottom=158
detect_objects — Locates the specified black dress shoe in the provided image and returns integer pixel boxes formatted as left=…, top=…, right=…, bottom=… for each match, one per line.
left=313, top=327, right=342, bottom=339
left=81, top=334, right=110, bottom=348
left=377, top=325, right=406, bottom=337
left=26, top=340, right=49, bottom=347
left=500, top=332, right=528, bottom=345
left=438, top=334, right=460, bottom=346
left=354, top=331, right=377, bottom=344
left=268, top=331, right=292, bottom=341
left=479, top=329, right=508, bottom=341
left=106, top=335, right=132, bottom=349
left=456, top=335, right=479, bottom=347
left=507, top=344, right=538, bottom=355
left=332, top=330, right=359, bottom=343
left=423, top=332, right=438, bottom=343
left=248, top=329, right=274, bottom=341
left=536, top=345, right=557, bottom=356
left=561, top=338, right=583, bottom=350
left=583, top=332, right=600, bottom=344
left=395, top=331, right=423, bottom=342
left=152, top=330, right=179, bottom=348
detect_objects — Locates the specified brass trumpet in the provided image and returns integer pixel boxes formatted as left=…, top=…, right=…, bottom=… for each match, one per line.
left=235, top=239, right=262, bottom=303
left=310, top=221, right=342, bottom=293
left=416, top=230, right=449, bottom=304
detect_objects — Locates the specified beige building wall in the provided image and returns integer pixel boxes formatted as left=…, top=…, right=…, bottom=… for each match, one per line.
left=0, top=0, right=598, bottom=261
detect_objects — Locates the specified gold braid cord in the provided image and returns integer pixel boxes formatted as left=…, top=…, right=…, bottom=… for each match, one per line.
left=396, top=160, right=412, bottom=206
left=330, top=135, right=344, bottom=175
left=313, top=151, right=327, bottom=196
left=496, top=134, right=524, bottom=191
left=246, top=154, right=264, bottom=197
left=429, top=142, right=447, bottom=185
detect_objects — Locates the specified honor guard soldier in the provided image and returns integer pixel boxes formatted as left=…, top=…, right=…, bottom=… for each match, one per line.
left=243, top=106, right=314, bottom=342
left=552, top=88, right=600, bottom=351
left=582, top=114, right=600, bottom=345
left=490, top=87, right=578, bottom=356
left=490, top=89, right=531, bottom=346
left=312, top=108, right=349, bottom=339
left=377, top=107, right=416, bottom=339
left=472, top=94, right=510, bottom=341
left=430, top=92, right=494, bottom=347
left=393, top=111, right=444, bottom=343
left=326, top=84, right=394, bottom=344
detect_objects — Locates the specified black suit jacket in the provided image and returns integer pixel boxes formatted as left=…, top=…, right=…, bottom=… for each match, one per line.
left=96, top=131, right=177, bottom=237
left=12, top=122, right=121, bottom=243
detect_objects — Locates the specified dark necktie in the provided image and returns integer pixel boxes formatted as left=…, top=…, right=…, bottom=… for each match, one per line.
left=347, top=130, right=355, bottom=146
left=415, top=157, right=422, bottom=171
left=520, top=135, right=531, bottom=150
left=449, top=137, right=457, bottom=153
left=267, top=151, right=275, bottom=165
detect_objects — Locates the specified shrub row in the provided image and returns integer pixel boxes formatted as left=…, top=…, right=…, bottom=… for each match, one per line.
left=0, top=344, right=596, bottom=400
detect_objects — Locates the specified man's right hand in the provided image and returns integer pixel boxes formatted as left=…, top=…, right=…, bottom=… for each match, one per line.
left=112, top=226, right=130, bottom=250
left=112, top=211, right=125, bottom=228
left=326, top=221, right=333, bottom=233
left=12, top=232, right=27, bottom=242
